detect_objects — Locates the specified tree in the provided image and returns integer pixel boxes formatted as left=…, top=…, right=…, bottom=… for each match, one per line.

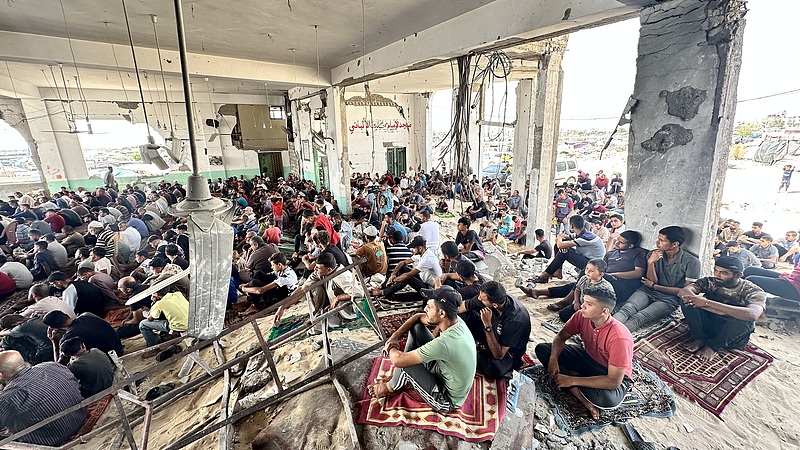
left=734, top=122, right=757, bottom=138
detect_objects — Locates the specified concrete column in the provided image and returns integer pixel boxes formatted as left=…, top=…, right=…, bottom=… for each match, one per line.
left=328, top=86, right=351, bottom=214
left=511, top=79, right=535, bottom=196
left=521, top=43, right=566, bottom=247
left=625, top=0, right=745, bottom=267
left=0, top=97, right=48, bottom=193
left=42, top=100, right=91, bottom=188
left=409, top=93, right=431, bottom=172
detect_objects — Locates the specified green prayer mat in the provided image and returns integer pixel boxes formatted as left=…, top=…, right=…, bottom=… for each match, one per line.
left=267, top=298, right=376, bottom=341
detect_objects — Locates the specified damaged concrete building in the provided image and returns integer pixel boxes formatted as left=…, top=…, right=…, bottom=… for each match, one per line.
left=0, top=0, right=747, bottom=262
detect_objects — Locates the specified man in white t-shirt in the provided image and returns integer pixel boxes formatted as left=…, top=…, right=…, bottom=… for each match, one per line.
left=19, top=283, right=76, bottom=319
left=119, top=221, right=142, bottom=253
left=0, top=255, right=33, bottom=290
left=382, top=236, right=443, bottom=303
left=417, top=211, right=440, bottom=257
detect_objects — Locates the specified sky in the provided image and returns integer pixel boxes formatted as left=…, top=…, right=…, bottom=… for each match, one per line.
left=434, top=0, right=800, bottom=132
left=2, top=0, right=799, bottom=149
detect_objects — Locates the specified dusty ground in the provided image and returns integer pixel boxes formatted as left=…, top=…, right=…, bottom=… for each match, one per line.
left=68, top=155, right=800, bottom=450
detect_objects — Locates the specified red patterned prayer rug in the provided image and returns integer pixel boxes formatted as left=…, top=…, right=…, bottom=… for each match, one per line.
left=72, top=394, right=113, bottom=439
left=357, top=356, right=506, bottom=442
left=634, top=321, right=774, bottom=417
left=103, top=307, right=131, bottom=329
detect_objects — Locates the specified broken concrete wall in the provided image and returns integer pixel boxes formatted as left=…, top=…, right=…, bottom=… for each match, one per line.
left=625, top=0, right=746, bottom=269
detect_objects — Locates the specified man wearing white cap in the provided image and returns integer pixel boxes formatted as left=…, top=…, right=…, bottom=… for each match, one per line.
left=349, top=225, right=386, bottom=278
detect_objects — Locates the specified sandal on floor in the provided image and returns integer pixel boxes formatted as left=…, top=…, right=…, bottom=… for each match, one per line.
left=546, top=299, right=570, bottom=312
left=619, top=422, right=658, bottom=450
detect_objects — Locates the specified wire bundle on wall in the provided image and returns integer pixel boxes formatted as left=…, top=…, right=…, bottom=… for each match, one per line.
left=433, top=51, right=512, bottom=181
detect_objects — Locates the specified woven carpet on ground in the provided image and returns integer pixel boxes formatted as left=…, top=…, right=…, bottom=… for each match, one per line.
left=0, top=289, right=31, bottom=316
left=434, top=211, right=456, bottom=218
left=634, top=320, right=774, bottom=417
left=525, top=361, right=676, bottom=435
left=541, top=312, right=680, bottom=344
left=103, top=307, right=130, bottom=329
left=356, top=356, right=506, bottom=442
left=71, top=394, right=113, bottom=439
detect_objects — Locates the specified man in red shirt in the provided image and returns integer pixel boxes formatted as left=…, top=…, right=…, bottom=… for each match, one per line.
left=303, top=209, right=340, bottom=247
left=535, top=284, right=633, bottom=419
left=44, top=209, right=66, bottom=233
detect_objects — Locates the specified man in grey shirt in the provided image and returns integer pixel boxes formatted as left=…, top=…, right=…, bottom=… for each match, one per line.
left=614, top=226, right=701, bottom=331
left=535, top=215, right=606, bottom=283
left=749, top=236, right=778, bottom=269
left=725, top=241, right=761, bottom=269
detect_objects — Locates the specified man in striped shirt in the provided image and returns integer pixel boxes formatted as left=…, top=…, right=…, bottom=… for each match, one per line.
left=0, top=350, right=86, bottom=446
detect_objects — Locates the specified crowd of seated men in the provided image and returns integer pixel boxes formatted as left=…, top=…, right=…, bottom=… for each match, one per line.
left=0, top=166, right=785, bottom=443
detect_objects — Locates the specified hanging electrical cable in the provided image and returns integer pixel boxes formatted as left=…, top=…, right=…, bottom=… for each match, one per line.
left=151, top=14, right=175, bottom=134
left=104, top=22, right=131, bottom=106
left=56, top=64, right=78, bottom=131
left=121, top=0, right=156, bottom=144
left=58, top=0, right=92, bottom=130
left=45, top=66, right=71, bottom=127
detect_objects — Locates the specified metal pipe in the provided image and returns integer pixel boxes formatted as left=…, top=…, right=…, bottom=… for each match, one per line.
left=172, top=0, right=199, bottom=175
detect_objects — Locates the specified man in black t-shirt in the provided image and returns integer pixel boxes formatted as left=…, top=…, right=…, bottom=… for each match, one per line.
left=465, top=194, right=488, bottom=222
left=514, top=229, right=552, bottom=260
left=43, top=310, right=123, bottom=365
left=738, top=221, right=766, bottom=246
left=455, top=218, right=484, bottom=261
left=456, top=281, right=531, bottom=378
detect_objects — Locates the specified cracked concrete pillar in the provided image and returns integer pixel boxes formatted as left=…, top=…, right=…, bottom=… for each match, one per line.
left=329, top=86, right=351, bottom=214
left=517, top=41, right=566, bottom=248
left=512, top=79, right=534, bottom=196
left=42, top=100, right=90, bottom=189
left=626, top=0, right=746, bottom=268
left=409, top=93, right=431, bottom=173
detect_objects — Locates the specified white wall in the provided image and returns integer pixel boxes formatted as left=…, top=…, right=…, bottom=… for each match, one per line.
left=345, top=92, right=414, bottom=176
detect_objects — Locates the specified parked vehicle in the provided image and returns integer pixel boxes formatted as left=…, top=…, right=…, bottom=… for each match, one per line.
left=554, top=158, right=578, bottom=186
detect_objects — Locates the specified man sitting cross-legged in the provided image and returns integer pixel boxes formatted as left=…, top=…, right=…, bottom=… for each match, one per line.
left=369, top=286, right=477, bottom=412
left=677, top=257, right=766, bottom=361
left=376, top=236, right=442, bottom=302
left=613, top=226, right=700, bottom=332
left=534, top=215, right=605, bottom=283
left=535, top=284, right=633, bottom=420
left=239, top=253, right=298, bottom=317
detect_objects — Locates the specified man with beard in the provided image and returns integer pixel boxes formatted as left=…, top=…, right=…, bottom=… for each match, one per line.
left=678, top=257, right=766, bottom=361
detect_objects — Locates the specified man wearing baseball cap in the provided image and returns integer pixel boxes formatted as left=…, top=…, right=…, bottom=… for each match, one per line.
left=678, top=256, right=766, bottom=361
left=369, top=285, right=476, bottom=412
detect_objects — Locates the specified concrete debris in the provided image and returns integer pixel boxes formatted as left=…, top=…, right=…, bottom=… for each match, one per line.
left=239, top=368, right=273, bottom=396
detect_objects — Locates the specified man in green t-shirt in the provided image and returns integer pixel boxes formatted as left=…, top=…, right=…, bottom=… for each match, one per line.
left=369, top=286, right=477, bottom=412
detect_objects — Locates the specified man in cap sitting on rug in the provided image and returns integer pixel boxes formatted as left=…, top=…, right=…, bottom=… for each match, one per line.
left=370, top=286, right=477, bottom=412
left=677, top=256, right=766, bottom=361
left=535, top=284, right=633, bottom=420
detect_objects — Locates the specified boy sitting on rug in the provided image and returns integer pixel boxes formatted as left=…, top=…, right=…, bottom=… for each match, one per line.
left=535, top=284, right=633, bottom=420
left=370, top=286, right=477, bottom=412
left=677, top=257, right=766, bottom=361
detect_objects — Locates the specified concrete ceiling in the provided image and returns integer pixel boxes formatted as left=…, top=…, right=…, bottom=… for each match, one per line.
left=0, top=0, right=642, bottom=98
left=0, top=0, right=493, bottom=69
